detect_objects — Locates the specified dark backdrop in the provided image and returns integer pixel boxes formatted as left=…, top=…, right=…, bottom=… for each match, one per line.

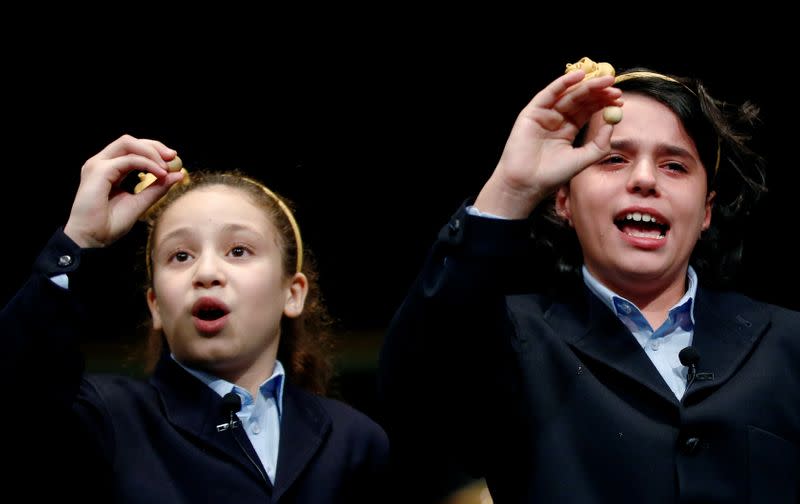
left=3, top=35, right=797, bottom=417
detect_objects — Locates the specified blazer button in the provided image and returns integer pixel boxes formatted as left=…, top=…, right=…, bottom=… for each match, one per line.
left=58, top=255, right=73, bottom=267
left=680, top=436, right=702, bottom=455
left=448, top=219, right=461, bottom=236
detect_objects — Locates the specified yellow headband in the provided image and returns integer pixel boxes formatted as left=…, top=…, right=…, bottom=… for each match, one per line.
left=138, top=163, right=304, bottom=278
left=565, top=58, right=720, bottom=177
left=614, top=71, right=681, bottom=86
left=243, top=176, right=304, bottom=274
left=613, top=71, right=720, bottom=177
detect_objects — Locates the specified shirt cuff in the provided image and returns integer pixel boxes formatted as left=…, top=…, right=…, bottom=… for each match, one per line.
left=50, top=273, right=69, bottom=289
left=465, top=205, right=511, bottom=220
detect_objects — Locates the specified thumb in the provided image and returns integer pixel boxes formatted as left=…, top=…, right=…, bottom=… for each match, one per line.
left=121, top=171, right=186, bottom=222
left=572, top=123, right=613, bottom=171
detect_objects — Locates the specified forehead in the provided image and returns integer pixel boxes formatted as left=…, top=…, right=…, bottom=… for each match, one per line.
left=589, top=93, right=699, bottom=156
left=156, top=184, right=272, bottom=233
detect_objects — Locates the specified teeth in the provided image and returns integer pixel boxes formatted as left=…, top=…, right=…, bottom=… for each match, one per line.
left=626, top=230, right=664, bottom=239
left=624, top=212, right=658, bottom=224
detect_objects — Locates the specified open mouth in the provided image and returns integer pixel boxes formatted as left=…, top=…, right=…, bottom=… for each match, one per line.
left=613, top=211, right=669, bottom=240
left=195, top=307, right=227, bottom=320
left=192, top=297, right=230, bottom=320
left=191, top=297, right=230, bottom=333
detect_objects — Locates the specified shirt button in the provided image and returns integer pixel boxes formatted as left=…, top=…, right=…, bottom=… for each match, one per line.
left=251, top=423, right=260, bottom=434
left=650, top=341, right=660, bottom=351
left=620, top=303, right=632, bottom=314
left=57, top=255, right=73, bottom=267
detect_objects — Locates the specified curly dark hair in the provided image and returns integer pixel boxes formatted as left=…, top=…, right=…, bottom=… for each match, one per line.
left=141, top=170, right=334, bottom=395
left=531, top=67, right=767, bottom=290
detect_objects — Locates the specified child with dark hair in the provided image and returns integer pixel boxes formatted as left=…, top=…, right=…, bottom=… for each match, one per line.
left=380, top=58, right=798, bottom=503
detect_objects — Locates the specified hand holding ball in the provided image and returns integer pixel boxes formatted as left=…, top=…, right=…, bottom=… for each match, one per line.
left=134, top=155, right=185, bottom=194
left=565, top=57, right=622, bottom=125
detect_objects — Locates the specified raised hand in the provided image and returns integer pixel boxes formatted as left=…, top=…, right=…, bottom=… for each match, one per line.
left=475, top=70, right=622, bottom=218
left=64, top=134, right=185, bottom=248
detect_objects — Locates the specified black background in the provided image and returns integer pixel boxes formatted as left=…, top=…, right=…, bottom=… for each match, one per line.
left=3, top=28, right=797, bottom=414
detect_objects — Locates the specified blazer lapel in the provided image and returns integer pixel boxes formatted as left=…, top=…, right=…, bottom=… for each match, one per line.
left=686, top=289, right=770, bottom=399
left=150, top=357, right=272, bottom=488
left=550, top=289, right=679, bottom=406
left=272, top=384, right=331, bottom=502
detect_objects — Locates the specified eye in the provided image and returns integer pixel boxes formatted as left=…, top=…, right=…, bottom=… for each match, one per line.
left=600, top=155, right=626, bottom=165
left=169, top=250, right=192, bottom=263
left=664, top=162, right=687, bottom=173
left=167, top=250, right=192, bottom=263
left=229, top=245, right=251, bottom=258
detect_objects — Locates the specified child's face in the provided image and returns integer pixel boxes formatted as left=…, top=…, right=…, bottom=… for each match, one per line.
left=557, top=93, right=714, bottom=296
left=146, top=185, right=304, bottom=379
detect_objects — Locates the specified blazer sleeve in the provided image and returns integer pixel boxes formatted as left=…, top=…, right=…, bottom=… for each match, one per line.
left=1, top=229, right=90, bottom=398
left=0, top=229, right=121, bottom=498
left=377, top=202, right=536, bottom=500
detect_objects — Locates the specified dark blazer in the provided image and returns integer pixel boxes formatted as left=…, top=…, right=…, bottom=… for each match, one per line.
left=379, top=204, right=800, bottom=503
left=2, top=230, right=389, bottom=503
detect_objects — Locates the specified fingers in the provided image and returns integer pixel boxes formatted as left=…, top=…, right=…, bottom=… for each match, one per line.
left=94, top=134, right=176, bottom=176
left=529, top=70, right=588, bottom=109
left=83, top=134, right=181, bottom=191
left=552, top=79, right=622, bottom=125
left=522, top=73, right=621, bottom=132
left=114, top=153, right=173, bottom=184
left=525, top=108, right=569, bottom=132
left=114, top=171, right=186, bottom=224
left=573, top=122, right=614, bottom=169
left=65, top=135, right=182, bottom=248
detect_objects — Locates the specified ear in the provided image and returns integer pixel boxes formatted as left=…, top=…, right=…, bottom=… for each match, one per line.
left=283, top=272, right=309, bottom=319
left=702, top=190, right=716, bottom=231
left=146, top=288, right=163, bottom=331
left=555, top=184, right=573, bottom=226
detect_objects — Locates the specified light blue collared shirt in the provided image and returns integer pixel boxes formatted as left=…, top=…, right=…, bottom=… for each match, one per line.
left=583, top=266, right=697, bottom=399
left=175, top=357, right=285, bottom=483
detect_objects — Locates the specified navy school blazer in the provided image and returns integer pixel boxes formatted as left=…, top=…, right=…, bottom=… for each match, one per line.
left=379, top=203, right=800, bottom=503
left=1, top=229, right=390, bottom=503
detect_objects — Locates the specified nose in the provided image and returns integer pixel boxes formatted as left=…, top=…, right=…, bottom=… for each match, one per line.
left=626, top=158, right=659, bottom=196
left=192, top=253, right=226, bottom=288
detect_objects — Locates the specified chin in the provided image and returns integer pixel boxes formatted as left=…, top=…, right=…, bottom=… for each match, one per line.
left=176, top=344, right=234, bottom=368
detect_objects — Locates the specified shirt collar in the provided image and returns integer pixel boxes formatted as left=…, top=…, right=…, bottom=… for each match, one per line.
left=172, top=356, right=286, bottom=417
left=582, top=265, right=698, bottom=327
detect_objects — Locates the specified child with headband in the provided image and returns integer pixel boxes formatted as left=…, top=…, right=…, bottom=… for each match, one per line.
left=1, top=135, right=389, bottom=502
left=380, top=58, right=800, bottom=503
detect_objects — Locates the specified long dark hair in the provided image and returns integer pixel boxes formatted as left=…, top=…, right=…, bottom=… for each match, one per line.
left=531, top=68, right=767, bottom=290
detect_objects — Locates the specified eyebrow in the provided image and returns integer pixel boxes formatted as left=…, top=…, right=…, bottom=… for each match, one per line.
left=610, top=140, right=697, bottom=160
